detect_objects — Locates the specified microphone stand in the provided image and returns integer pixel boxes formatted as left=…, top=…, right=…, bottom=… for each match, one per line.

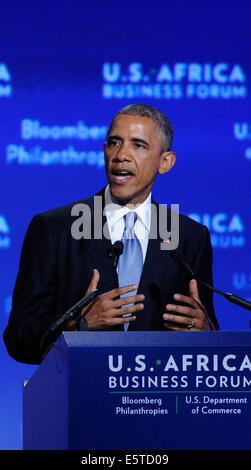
left=171, top=250, right=251, bottom=312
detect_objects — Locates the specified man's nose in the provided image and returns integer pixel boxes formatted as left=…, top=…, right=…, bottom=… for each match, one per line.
left=114, top=142, right=131, bottom=161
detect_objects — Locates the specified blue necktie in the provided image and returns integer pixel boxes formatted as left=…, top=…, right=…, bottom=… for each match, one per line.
left=118, top=211, right=143, bottom=331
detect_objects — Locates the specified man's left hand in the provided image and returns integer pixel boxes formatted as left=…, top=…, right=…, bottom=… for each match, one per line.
left=163, top=279, right=214, bottom=331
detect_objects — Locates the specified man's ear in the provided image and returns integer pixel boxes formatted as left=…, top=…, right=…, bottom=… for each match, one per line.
left=159, top=151, right=176, bottom=174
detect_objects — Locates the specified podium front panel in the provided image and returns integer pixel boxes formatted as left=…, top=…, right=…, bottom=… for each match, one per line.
left=23, top=331, right=251, bottom=450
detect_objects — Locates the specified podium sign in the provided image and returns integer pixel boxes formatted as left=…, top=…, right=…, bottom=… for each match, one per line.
left=23, top=331, right=251, bottom=450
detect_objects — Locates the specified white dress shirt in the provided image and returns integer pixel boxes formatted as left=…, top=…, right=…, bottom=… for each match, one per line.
left=104, top=185, right=151, bottom=262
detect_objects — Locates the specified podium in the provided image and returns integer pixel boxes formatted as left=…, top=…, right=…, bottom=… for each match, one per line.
left=23, top=331, right=251, bottom=450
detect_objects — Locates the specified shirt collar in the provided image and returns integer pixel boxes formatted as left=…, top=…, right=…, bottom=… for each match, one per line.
left=104, top=185, right=152, bottom=232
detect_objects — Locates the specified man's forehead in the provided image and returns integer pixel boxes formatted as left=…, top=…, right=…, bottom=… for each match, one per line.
left=109, top=114, right=161, bottom=139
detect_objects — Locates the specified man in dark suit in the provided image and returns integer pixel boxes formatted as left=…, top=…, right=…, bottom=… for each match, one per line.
left=3, top=104, right=219, bottom=364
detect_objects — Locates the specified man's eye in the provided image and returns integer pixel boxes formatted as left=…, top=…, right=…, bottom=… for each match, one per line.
left=135, top=143, right=144, bottom=148
left=109, top=140, right=119, bottom=146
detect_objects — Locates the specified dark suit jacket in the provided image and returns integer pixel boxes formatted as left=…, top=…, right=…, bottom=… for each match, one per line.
left=3, top=188, right=219, bottom=364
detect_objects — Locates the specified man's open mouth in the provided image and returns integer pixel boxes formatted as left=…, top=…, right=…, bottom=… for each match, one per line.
left=111, top=169, right=134, bottom=176
left=110, top=168, right=135, bottom=182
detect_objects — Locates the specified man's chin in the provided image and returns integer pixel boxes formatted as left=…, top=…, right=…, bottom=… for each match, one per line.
left=107, top=182, right=135, bottom=202
left=109, top=187, right=132, bottom=205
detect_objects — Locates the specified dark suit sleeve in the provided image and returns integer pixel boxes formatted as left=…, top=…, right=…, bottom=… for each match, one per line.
left=3, top=214, right=63, bottom=364
left=192, top=225, right=219, bottom=330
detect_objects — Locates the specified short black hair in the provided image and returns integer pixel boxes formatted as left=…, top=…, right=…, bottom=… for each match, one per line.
left=106, top=103, right=174, bottom=151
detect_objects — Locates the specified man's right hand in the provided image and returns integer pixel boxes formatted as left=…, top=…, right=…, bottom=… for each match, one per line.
left=81, top=269, right=145, bottom=330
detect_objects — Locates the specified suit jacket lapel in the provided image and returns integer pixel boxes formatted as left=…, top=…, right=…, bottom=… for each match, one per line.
left=138, top=199, right=171, bottom=290
left=81, top=188, right=119, bottom=293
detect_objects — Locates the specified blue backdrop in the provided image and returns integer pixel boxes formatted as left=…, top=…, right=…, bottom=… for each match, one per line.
left=0, top=0, right=250, bottom=449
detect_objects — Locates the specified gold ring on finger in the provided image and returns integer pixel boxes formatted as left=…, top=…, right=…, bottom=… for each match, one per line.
left=187, top=319, right=195, bottom=329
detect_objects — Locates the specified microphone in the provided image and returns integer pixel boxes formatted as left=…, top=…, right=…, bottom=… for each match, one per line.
left=40, top=241, right=124, bottom=356
left=39, top=288, right=100, bottom=357
left=106, top=240, right=124, bottom=268
left=44, top=288, right=100, bottom=335
left=170, top=249, right=251, bottom=312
